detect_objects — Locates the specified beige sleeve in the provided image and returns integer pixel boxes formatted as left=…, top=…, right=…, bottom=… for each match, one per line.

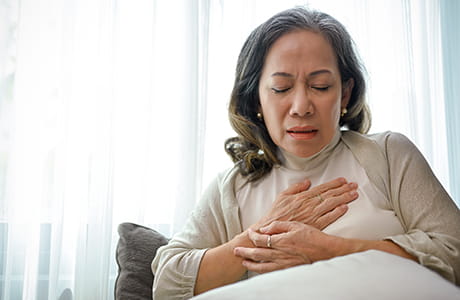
left=383, top=132, right=460, bottom=285
left=151, top=168, right=242, bottom=299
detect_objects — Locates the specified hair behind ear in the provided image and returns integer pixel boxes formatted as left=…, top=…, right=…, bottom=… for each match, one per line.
left=341, top=78, right=354, bottom=107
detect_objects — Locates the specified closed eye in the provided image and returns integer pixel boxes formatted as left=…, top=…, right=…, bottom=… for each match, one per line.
left=311, top=86, right=330, bottom=91
left=271, top=87, right=291, bottom=94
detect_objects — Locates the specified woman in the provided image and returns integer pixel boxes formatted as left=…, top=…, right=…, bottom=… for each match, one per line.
left=152, top=7, right=460, bottom=299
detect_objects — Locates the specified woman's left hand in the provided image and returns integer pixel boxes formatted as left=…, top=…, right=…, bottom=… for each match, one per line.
left=233, top=221, right=343, bottom=274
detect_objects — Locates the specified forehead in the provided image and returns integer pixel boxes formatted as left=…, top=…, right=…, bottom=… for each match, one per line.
left=262, top=30, right=338, bottom=75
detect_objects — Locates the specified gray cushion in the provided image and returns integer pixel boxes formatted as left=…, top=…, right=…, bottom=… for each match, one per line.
left=115, top=222, right=168, bottom=300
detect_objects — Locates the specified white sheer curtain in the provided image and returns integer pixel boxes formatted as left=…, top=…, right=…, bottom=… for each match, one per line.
left=0, top=0, right=457, bottom=299
left=440, top=0, right=460, bottom=208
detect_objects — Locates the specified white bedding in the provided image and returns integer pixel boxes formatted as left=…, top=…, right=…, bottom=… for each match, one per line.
left=192, top=250, right=460, bottom=300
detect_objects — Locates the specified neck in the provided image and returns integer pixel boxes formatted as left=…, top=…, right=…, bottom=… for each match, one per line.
left=278, top=129, right=342, bottom=170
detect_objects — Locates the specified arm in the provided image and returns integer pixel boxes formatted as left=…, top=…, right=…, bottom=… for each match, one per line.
left=152, top=169, right=242, bottom=300
left=236, top=133, right=460, bottom=283
left=234, top=221, right=415, bottom=274
left=341, top=238, right=416, bottom=261
left=194, top=231, right=252, bottom=295
left=153, top=167, right=359, bottom=298
left=195, top=177, right=358, bottom=294
left=383, top=132, right=460, bottom=284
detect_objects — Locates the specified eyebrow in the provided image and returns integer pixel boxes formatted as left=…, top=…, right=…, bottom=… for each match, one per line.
left=271, top=72, right=293, bottom=78
left=271, top=69, right=332, bottom=78
left=309, top=69, right=332, bottom=77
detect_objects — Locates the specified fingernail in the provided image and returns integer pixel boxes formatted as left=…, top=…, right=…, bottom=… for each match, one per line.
left=348, top=182, right=357, bottom=188
left=259, top=227, right=268, bottom=233
left=349, top=191, right=358, bottom=197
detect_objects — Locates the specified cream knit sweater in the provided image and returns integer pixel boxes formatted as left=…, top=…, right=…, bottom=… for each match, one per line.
left=152, top=131, right=460, bottom=299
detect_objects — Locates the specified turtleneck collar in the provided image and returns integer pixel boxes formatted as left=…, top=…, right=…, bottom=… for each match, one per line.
left=277, top=129, right=342, bottom=171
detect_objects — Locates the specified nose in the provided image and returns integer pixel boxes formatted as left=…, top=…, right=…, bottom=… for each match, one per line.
left=289, top=87, right=313, bottom=117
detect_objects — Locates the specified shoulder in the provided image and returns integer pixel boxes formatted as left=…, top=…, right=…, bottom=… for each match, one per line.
left=342, top=130, right=416, bottom=153
left=199, top=165, right=244, bottom=207
left=367, top=131, right=420, bottom=160
left=212, top=165, right=244, bottom=194
left=215, top=165, right=240, bottom=186
left=342, top=129, right=400, bottom=142
left=201, top=166, right=235, bottom=198
left=341, top=130, right=423, bottom=175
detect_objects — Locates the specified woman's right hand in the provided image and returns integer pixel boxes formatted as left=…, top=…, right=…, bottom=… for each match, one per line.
left=252, top=177, right=358, bottom=231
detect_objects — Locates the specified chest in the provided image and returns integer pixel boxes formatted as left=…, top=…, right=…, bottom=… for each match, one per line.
left=236, top=149, right=404, bottom=240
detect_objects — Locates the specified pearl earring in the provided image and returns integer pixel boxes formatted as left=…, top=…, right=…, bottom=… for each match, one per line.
left=257, top=112, right=263, bottom=120
left=341, top=108, right=348, bottom=117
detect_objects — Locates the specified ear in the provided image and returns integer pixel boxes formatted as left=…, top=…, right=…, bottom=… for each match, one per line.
left=341, top=78, right=354, bottom=108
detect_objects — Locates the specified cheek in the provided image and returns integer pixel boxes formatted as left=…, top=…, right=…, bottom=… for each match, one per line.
left=330, top=104, right=341, bottom=121
left=262, top=108, right=279, bottom=132
left=324, top=98, right=341, bottom=122
left=260, top=102, right=285, bottom=140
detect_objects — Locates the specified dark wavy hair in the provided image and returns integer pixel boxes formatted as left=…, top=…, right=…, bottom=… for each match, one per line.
left=225, top=7, right=371, bottom=182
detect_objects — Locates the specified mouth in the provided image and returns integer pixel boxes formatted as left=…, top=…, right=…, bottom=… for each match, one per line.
left=287, top=129, right=318, bottom=133
left=286, top=126, right=318, bottom=140
left=287, top=126, right=318, bottom=133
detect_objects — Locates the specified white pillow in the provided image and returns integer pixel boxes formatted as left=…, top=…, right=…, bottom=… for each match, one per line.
left=192, top=250, right=460, bottom=300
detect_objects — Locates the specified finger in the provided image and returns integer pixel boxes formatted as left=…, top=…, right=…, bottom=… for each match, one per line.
left=259, top=220, right=299, bottom=235
left=315, top=204, right=348, bottom=230
left=242, top=259, right=281, bottom=274
left=247, top=228, right=271, bottom=248
left=234, top=247, right=276, bottom=262
left=322, top=182, right=357, bottom=198
left=281, top=179, right=311, bottom=195
left=298, top=177, right=347, bottom=198
left=240, top=252, right=312, bottom=273
left=316, top=189, right=358, bottom=216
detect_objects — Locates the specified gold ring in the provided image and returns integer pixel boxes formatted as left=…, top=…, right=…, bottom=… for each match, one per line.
left=267, top=235, right=272, bottom=248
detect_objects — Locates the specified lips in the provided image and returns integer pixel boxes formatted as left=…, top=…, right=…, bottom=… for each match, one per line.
left=286, top=126, right=318, bottom=140
left=287, top=126, right=318, bottom=133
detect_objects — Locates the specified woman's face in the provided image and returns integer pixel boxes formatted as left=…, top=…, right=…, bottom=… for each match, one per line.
left=258, top=30, right=353, bottom=158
